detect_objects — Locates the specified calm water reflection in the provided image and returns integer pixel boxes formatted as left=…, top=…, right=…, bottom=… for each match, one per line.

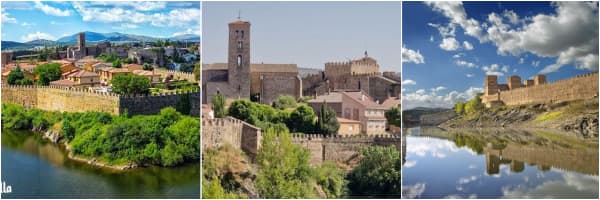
left=1, top=130, right=200, bottom=199
left=402, top=127, right=599, bottom=199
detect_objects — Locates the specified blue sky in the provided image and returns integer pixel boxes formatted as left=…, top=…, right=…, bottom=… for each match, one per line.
left=1, top=1, right=200, bottom=42
left=402, top=2, right=599, bottom=110
left=202, top=1, right=401, bottom=71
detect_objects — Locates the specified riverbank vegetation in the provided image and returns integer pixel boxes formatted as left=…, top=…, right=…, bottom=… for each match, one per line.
left=1, top=103, right=199, bottom=167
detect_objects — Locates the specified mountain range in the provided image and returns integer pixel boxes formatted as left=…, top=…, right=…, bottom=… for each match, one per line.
left=1, top=31, right=201, bottom=50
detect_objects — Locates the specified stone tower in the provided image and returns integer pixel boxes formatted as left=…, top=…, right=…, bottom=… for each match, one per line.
left=78, top=32, right=86, bottom=56
left=228, top=20, right=251, bottom=99
left=484, top=75, right=498, bottom=95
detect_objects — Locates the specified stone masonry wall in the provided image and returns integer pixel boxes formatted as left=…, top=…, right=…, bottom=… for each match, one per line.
left=154, top=68, right=197, bottom=83
left=483, top=72, right=598, bottom=106
left=202, top=116, right=263, bottom=158
left=260, top=74, right=302, bottom=104
left=2, top=85, right=199, bottom=116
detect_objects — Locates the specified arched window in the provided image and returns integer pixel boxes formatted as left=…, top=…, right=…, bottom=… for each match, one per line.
left=235, top=30, right=239, bottom=38
left=237, top=55, right=242, bottom=68
left=238, top=41, right=243, bottom=49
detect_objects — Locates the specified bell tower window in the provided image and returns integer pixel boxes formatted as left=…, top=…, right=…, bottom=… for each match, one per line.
left=237, top=55, right=242, bottom=68
left=238, top=41, right=243, bottom=49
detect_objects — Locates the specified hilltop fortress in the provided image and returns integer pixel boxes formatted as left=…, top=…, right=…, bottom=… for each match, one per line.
left=1, top=85, right=200, bottom=116
left=481, top=72, right=599, bottom=107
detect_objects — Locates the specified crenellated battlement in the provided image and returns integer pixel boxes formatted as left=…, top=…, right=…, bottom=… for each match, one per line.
left=1, top=84, right=200, bottom=116
left=482, top=72, right=599, bottom=107
left=153, top=68, right=197, bottom=83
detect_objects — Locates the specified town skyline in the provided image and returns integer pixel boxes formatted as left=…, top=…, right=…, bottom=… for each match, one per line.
left=202, top=1, right=401, bottom=71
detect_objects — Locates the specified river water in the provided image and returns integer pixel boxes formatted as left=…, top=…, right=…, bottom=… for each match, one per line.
left=1, top=129, right=200, bottom=199
left=402, top=127, right=599, bottom=199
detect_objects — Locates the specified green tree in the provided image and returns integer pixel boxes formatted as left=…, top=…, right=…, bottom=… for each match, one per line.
left=316, top=101, right=339, bottom=135
left=193, top=62, right=200, bottom=81
left=112, top=59, right=122, bottom=68
left=314, top=162, right=347, bottom=198
left=16, top=78, right=34, bottom=85
left=385, top=107, right=402, bottom=127
left=347, top=146, right=402, bottom=198
left=464, top=94, right=484, bottom=114
left=202, top=176, right=241, bottom=199
left=272, top=95, right=297, bottom=110
left=286, top=105, right=316, bottom=133
left=454, top=101, right=465, bottom=115
left=255, top=128, right=315, bottom=198
left=143, top=63, right=153, bottom=71
left=211, top=93, right=227, bottom=118
left=33, top=63, right=61, bottom=85
left=7, top=66, right=25, bottom=85
left=110, top=73, right=151, bottom=95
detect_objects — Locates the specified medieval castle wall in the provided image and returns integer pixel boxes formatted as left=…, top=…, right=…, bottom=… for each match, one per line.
left=154, top=68, right=197, bottom=83
left=202, top=116, right=401, bottom=165
left=482, top=72, right=598, bottom=107
left=257, top=74, right=302, bottom=104
left=1, top=85, right=200, bottom=116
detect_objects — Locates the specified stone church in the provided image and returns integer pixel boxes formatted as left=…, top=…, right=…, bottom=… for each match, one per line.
left=203, top=19, right=302, bottom=104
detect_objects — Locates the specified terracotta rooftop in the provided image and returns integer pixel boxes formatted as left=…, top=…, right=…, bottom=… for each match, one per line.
left=342, top=91, right=384, bottom=109
left=68, top=70, right=99, bottom=78
left=380, top=96, right=401, bottom=109
left=308, top=92, right=343, bottom=103
left=50, top=79, right=78, bottom=86
left=125, top=64, right=144, bottom=71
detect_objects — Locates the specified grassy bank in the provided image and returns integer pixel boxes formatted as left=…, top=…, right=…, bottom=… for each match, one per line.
left=1, top=103, right=200, bottom=167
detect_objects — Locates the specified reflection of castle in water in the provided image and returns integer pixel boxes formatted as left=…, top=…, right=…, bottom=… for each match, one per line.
left=417, top=127, right=599, bottom=176
left=484, top=143, right=598, bottom=176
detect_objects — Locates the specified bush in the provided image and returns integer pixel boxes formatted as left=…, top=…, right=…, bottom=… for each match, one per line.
left=347, top=146, right=402, bottom=198
left=314, top=162, right=347, bottom=198
left=272, top=95, right=297, bottom=110
left=110, top=73, right=151, bottom=95
left=464, top=94, right=484, bottom=114
left=454, top=101, right=465, bottom=115
left=286, top=105, right=316, bottom=133
left=385, top=107, right=402, bottom=127
left=211, top=93, right=226, bottom=118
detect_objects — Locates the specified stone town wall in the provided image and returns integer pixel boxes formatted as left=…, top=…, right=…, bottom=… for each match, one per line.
left=482, top=72, right=599, bottom=106
left=203, top=81, right=237, bottom=104
left=259, top=74, right=302, bottom=104
left=119, top=91, right=200, bottom=116
left=2, top=85, right=199, bottom=116
left=2, top=85, right=119, bottom=114
left=291, top=134, right=402, bottom=165
left=202, top=117, right=262, bottom=158
left=154, top=68, right=197, bottom=83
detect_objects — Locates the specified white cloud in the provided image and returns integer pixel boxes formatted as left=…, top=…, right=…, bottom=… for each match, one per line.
left=2, top=8, right=18, bottom=24
left=402, top=79, right=417, bottom=85
left=21, top=22, right=33, bottom=27
left=503, top=10, right=520, bottom=25
left=428, top=22, right=456, bottom=38
left=452, top=53, right=464, bottom=59
left=172, top=28, right=201, bottom=37
left=482, top=64, right=504, bottom=76
left=519, top=58, right=524, bottom=64
left=440, top=37, right=460, bottom=51
left=431, top=86, right=447, bottom=93
left=402, top=86, right=483, bottom=110
left=463, top=41, right=474, bottom=50
left=466, top=73, right=474, bottom=78
left=430, top=35, right=434, bottom=42
left=501, top=65, right=510, bottom=73
left=532, top=60, right=540, bottom=67
left=456, top=60, right=476, bottom=68
left=402, top=183, right=426, bottom=199
left=402, top=46, right=425, bottom=64
left=112, top=23, right=139, bottom=30
left=34, top=1, right=71, bottom=16
left=21, top=31, right=56, bottom=42
left=426, top=2, right=599, bottom=74
left=72, top=2, right=201, bottom=28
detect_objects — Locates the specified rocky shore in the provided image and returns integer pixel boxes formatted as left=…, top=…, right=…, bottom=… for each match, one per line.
left=440, top=98, right=599, bottom=137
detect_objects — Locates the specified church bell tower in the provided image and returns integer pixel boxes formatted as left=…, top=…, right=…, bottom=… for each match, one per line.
left=227, top=17, right=251, bottom=99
